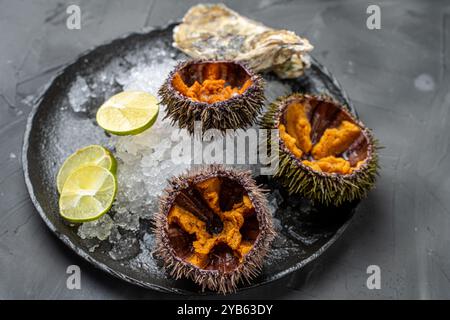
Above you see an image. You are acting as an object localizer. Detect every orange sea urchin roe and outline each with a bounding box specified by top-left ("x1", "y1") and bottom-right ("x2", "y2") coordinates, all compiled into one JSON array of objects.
[
  {"x1": 311, "y1": 121, "x2": 361, "y2": 159},
  {"x1": 279, "y1": 102, "x2": 365, "y2": 174},
  {"x1": 172, "y1": 64, "x2": 252, "y2": 103},
  {"x1": 167, "y1": 178, "x2": 256, "y2": 269},
  {"x1": 303, "y1": 156, "x2": 352, "y2": 174},
  {"x1": 279, "y1": 124, "x2": 303, "y2": 158},
  {"x1": 284, "y1": 102, "x2": 312, "y2": 153}
]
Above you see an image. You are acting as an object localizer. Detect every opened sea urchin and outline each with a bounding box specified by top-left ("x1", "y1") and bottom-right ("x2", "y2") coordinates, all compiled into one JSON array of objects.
[
  {"x1": 159, "y1": 59, "x2": 265, "y2": 134},
  {"x1": 154, "y1": 165, "x2": 275, "y2": 294},
  {"x1": 262, "y1": 93, "x2": 379, "y2": 206}
]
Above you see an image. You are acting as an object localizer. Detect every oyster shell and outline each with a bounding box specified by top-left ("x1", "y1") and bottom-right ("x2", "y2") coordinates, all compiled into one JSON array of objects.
[{"x1": 173, "y1": 4, "x2": 313, "y2": 79}]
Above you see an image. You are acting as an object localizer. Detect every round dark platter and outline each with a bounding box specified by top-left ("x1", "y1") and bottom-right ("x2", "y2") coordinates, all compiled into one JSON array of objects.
[{"x1": 23, "y1": 23, "x2": 358, "y2": 294}]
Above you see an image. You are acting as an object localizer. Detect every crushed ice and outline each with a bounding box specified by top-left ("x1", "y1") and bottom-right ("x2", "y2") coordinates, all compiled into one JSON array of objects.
[
  {"x1": 78, "y1": 214, "x2": 114, "y2": 241},
  {"x1": 68, "y1": 76, "x2": 92, "y2": 113},
  {"x1": 75, "y1": 44, "x2": 191, "y2": 261}
]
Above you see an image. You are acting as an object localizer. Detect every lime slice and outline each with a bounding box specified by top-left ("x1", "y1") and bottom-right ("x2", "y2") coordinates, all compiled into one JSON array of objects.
[
  {"x1": 56, "y1": 145, "x2": 116, "y2": 194},
  {"x1": 96, "y1": 91, "x2": 159, "y2": 135},
  {"x1": 59, "y1": 166, "x2": 117, "y2": 223}
]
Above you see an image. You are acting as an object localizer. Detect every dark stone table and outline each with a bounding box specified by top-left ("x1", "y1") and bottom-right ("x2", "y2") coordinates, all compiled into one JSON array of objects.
[{"x1": 1, "y1": 0, "x2": 449, "y2": 299}]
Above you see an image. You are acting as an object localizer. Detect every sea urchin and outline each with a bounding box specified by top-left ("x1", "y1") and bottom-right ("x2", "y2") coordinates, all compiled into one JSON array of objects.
[
  {"x1": 159, "y1": 59, "x2": 265, "y2": 134},
  {"x1": 154, "y1": 165, "x2": 275, "y2": 294},
  {"x1": 262, "y1": 93, "x2": 379, "y2": 206}
]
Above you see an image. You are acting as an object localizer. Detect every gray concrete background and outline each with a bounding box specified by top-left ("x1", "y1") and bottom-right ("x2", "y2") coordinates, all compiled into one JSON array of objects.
[{"x1": 1, "y1": 0, "x2": 450, "y2": 299}]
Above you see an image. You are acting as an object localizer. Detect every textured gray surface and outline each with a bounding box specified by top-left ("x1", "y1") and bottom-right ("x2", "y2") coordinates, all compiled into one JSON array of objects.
[{"x1": 1, "y1": 0, "x2": 449, "y2": 299}]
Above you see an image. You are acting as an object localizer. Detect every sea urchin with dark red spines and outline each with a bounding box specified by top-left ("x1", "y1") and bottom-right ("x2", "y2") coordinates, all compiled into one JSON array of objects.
[
  {"x1": 154, "y1": 165, "x2": 275, "y2": 294},
  {"x1": 159, "y1": 59, "x2": 265, "y2": 134},
  {"x1": 261, "y1": 93, "x2": 379, "y2": 206}
]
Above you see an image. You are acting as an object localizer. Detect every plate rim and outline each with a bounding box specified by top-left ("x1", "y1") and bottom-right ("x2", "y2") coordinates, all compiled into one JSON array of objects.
[{"x1": 22, "y1": 22, "x2": 357, "y2": 295}]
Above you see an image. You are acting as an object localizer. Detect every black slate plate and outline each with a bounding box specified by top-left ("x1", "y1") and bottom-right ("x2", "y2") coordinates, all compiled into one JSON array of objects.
[{"x1": 23, "y1": 23, "x2": 358, "y2": 294}]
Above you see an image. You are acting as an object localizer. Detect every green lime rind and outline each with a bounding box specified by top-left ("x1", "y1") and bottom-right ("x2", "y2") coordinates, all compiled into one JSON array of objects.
[{"x1": 105, "y1": 148, "x2": 117, "y2": 175}]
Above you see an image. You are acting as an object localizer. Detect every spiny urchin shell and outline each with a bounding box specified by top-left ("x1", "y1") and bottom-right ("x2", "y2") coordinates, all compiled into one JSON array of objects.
[
  {"x1": 261, "y1": 93, "x2": 379, "y2": 206},
  {"x1": 159, "y1": 59, "x2": 265, "y2": 134},
  {"x1": 153, "y1": 164, "x2": 275, "y2": 294}
]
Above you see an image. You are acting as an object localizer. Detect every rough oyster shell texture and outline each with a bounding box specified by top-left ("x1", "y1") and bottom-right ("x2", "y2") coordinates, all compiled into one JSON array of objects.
[{"x1": 173, "y1": 3, "x2": 314, "y2": 79}]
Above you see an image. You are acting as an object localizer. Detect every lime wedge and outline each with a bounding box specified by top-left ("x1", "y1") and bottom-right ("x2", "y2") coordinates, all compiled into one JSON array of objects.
[
  {"x1": 59, "y1": 166, "x2": 117, "y2": 223},
  {"x1": 96, "y1": 91, "x2": 159, "y2": 135},
  {"x1": 56, "y1": 145, "x2": 116, "y2": 194}
]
